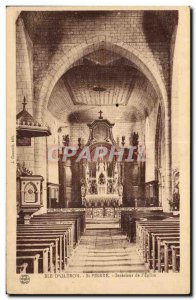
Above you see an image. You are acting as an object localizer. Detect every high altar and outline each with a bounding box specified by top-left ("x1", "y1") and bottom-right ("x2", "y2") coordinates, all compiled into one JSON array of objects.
[
  {"x1": 81, "y1": 113, "x2": 123, "y2": 208},
  {"x1": 81, "y1": 156, "x2": 123, "y2": 207}
]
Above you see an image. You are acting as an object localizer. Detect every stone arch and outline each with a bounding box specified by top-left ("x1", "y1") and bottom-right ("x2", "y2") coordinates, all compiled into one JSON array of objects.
[
  {"x1": 35, "y1": 36, "x2": 168, "y2": 122},
  {"x1": 34, "y1": 35, "x2": 171, "y2": 211}
]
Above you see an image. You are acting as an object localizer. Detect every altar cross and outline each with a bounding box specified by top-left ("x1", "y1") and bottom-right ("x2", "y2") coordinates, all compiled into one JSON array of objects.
[{"x1": 98, "y1": 110, "x2": 103, "y2": 119}]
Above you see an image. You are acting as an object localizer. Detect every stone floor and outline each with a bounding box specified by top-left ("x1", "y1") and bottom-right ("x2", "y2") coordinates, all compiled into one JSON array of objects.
[{"x1": 65, "y1": 219, "x2": 148, "y2": 273}]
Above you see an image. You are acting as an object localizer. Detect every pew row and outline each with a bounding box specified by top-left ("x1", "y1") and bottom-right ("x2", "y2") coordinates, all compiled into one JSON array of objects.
[
  {"x1": 16, "y1": 212, "x2": 85, "y2": 274},
  {"x1": 135, "y1": 220, "x2": 180, "y2": 272},
  {"x1": 120, "y1": 211, "x2": 180, "y2": 273}
]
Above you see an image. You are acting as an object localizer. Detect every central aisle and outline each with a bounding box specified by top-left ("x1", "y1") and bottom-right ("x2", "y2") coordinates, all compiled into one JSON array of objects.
[{"x1": 66, "y1": 219, "x2": 148, "y2": 273}]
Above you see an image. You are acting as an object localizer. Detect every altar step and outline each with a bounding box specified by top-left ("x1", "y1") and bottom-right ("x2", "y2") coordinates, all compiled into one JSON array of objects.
[
  {"x1": 65, "y1": 228, "x2": 148, "y2": 273},
  {"x1": 86, "y1": 218, "x2": 120, "y2": 229}
]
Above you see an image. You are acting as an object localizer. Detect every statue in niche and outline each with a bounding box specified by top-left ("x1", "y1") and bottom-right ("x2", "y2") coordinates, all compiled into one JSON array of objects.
[
  {"x1": 91, "y1": 181, "x2": 97, "y2": 194},
  {"x1": 173, "y1": 181, "x2": 180, "y2": 211},
  {"x1": 107, "y1": 180, "x2": 113, "y2": 193},
  {"x1": 113, "y1": 177, "x2": 118, "y2": 193},
  {"x1": 131, "y1": 132, "x2": 139, "y2": 146},
  {"x1": 171, "y1": 169, "x2": 180, "y2": 211},
  {"x1": 118, "y1": 182, "x2": 123, "y2": 196},
  {"x1": 81, "y1": 182, "x2": 86, "y2": 197},
  {"x1": 98, "y1": 173, "x2": 105, "y2": 185},
  {"x1": 62, "y1": 134, "x2": 70, "y2": 146},
  {"x1": 80, "y1": 179, "x2": 86, "y2": 205}
]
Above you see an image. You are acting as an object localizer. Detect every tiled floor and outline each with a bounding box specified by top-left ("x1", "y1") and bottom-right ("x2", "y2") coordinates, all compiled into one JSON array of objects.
[{"x1": 65, "y1": 219, "x2": 148, "y2": 273}]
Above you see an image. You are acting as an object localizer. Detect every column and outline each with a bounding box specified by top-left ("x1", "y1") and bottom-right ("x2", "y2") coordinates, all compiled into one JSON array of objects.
[{"x1": 65, "y1": 158, "x2": 72, "y2": 208}]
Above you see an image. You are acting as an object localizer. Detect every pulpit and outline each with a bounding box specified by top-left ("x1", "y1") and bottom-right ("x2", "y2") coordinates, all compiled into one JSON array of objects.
[
  {"x1": 16, "y1": 97, "x2": 51, "y2": 222},
  {"x1": 18, "y1": 174, "x2": 44, "y2": 224}
]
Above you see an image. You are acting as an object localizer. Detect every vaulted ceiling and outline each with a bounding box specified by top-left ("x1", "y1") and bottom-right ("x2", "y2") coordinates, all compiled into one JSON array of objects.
[
  {"x1": 47, "y1": 49, "x2": 158, "y2": 123},
  {"x1": 20, "y1": 10, "x2": 178, "y2": 45},
  {"x1": 63, "y1": 64, "x2": 137, "y2": 106},
  {"x1": 19, "y1": 10, "x2": 178, "y2": 124}
]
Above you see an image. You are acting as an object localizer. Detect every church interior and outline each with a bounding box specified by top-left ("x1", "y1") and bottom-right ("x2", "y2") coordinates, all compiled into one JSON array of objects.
[{"x1": 16, "y1": 10, "x2": 180, "y2": 274}]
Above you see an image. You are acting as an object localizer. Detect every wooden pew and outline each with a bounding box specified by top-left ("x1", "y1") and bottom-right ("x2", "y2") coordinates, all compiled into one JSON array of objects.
[
  {"x1": 163, "y1": 240, "x2": 180, "y2": 272},
  {"x1": 152, "y1": 233, "x2": 180, "y2": 271},
  {"x1": 18, "y1": 224, "x2": 72, "y2": 260},
  {"x1": 156, "y1": 236, "x2": 180, "y2": 272},
  {"x1": 27, "y1": 220, "x2": 75, "y2": 245},
  {"x1": 30, "y1": 217, "x2": 76, "y2": 246},
  {"x1": 46, "y1": 211, "x2": 86, "y2": 235},
  {"x1": 16, "y1": 254, "x2": 40, "y2": 274},
  {"x1": 171, "y1": 245, "x2": 180, "y2": 272},
  {"x1": 136, "y1": 223, "x2": 179, "y2": 262},
  {"x1": 17, "y1": 248, "x2": 49, "y2": 273},
  {"x1": 17, "y1": 232, "x2": 64, "y2": 272},
  {"x1": 16, "y1": 262, "x2": 28, "y2": 274},
  {"x1": 17, "y1": 242, "x2": 55, "y2": 273},
  {"x1": 16, "y1": 211, "x2": 86, "y2": 274},
  {"x1": 135, "y1": 219, "x2": 180, "y2": 273},
  {"x1": 17, "y1": 221, "x2": 79, "y2": 269},
  {"x1": 142, "y1": 226, "x2": 179, "y2": 262},
  {"x1": 32, "y1": 211, "x2": 86, "y2": 238},
  {"x1": 17, "y1": 237, "x2": 59, "y2": 273},
  {"x1": 17, "y1": 224, "x2": 73, "y2": 257},
  {"x1": 121, "y1": 210, "x2": 177, "y2": 242},
  {"x1": 31, "y1": 215, "x2": 81, "y2": 245}
]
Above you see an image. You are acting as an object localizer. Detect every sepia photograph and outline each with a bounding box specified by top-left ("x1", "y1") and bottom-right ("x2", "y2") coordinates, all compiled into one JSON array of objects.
[{"x1": 6, "y1": 6, "x2": 190, "y2": 295}]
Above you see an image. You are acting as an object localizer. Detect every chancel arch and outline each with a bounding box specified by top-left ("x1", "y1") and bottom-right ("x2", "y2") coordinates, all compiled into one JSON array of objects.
[
  {"x1": 41, "y1": 38, "x2": 171, "y2": 211},
  {"x1": 31, "y1": 32, "x2": 172, "y2": 211},
  {"x1": 36, "y1": 37, "x2": 168, "y2": 118}
]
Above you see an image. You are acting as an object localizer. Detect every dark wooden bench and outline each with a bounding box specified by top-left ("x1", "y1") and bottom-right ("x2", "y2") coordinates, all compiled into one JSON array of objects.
[
  {"x1": 121, "y1": 210, "x2": 178, "y2": 242},
  {"x1": 18, "y1": 223, "x2": 73, "y2": 259},
  {"x1": 17, "y1": 242, "x2": 55, "y2": 273},
  {"x1": 16, "y1": 262, "x2": 28, "y2": 274},
  {"x1": 171, "y1": 245, "x2": 180, "y2": 272},
  {"x1": 16, "y1": 254, "x2": 40, "y2": 273},
  {"x1": 17, "y1": 237, "x2": 59, "y2": 273},
  {"x1": 137, "y1": 223, "x2": 179, "y2": 261},
  {"x1": 16, "y1": 212, "x2": 86, "y2": 273},
  {"x1": 17, "y1": 232, "x2": 64, "y2": 272},
  {"x1": 162, "y1": 240, "x2": 180, "y2": 272},
  {"x1": 151, "y1": 233, "x2": 180, "y2": 271},
  {"x1": 17, "y1": 228, "x2": 70, "y2": 271},
  {"x1": 17, "y1": 248, "x2": 49, "y2": 273},
  {"x1": 135, "y1": 219, "x2": 180, "y2": 273},
  {"x1": 32, "y1": 212, "x2": 86, "y2": 243}
]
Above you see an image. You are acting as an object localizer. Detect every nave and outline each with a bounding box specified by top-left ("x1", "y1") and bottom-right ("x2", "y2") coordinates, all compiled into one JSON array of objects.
[{"x1": 16, "y1": 211, "x2": 180, "y2": 274}]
